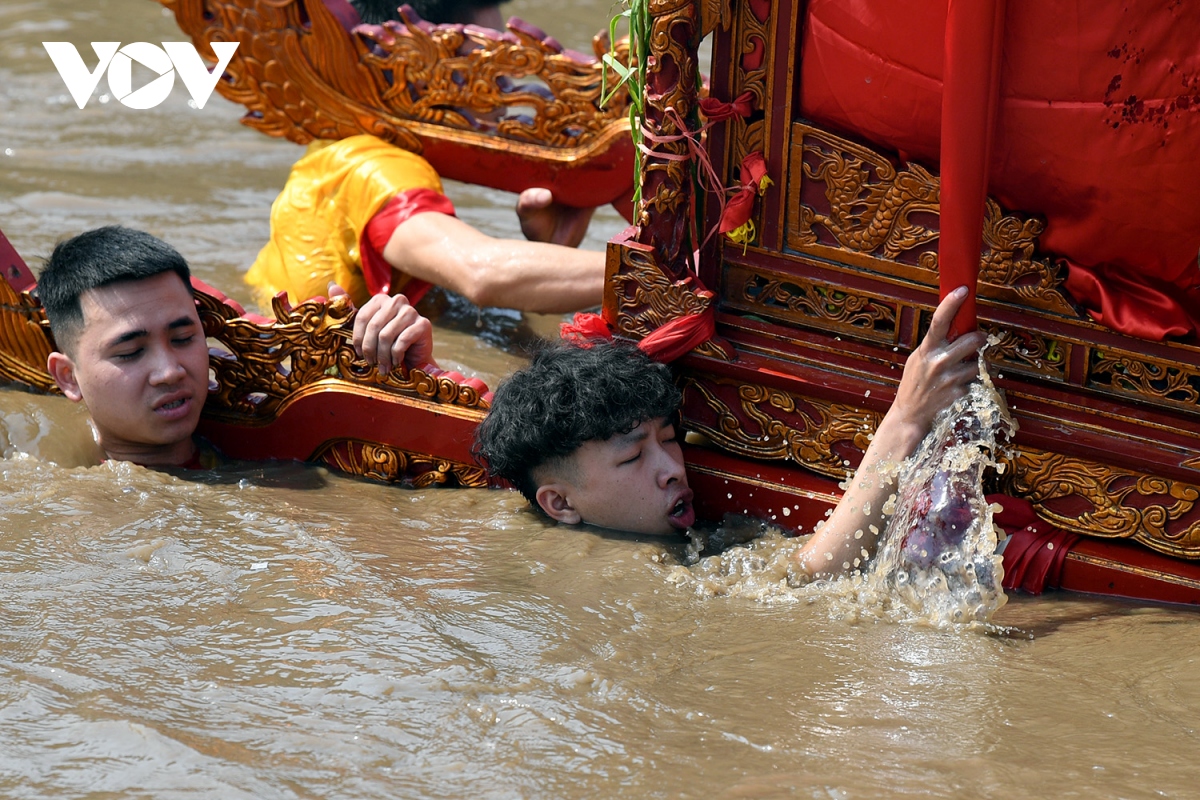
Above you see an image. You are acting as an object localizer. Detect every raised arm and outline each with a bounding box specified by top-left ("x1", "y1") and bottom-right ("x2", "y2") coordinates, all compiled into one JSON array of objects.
[
  {"x1": 795, "y1": 287, "x2": 988, "y2": 579},
  {"x1": 382, "y1": 211, "x2": 605, "y2": 313}
]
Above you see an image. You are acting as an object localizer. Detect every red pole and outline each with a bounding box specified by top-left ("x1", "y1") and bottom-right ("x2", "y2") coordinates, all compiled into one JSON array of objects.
[{"x1": 938, "y1": 0, "x2": 1006, "y2": 338}]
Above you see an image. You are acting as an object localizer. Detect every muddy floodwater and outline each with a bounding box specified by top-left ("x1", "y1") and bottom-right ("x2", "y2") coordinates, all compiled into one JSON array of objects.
[{"x1": 3, "y1": 1, "x2": 1200, "y2": 797}]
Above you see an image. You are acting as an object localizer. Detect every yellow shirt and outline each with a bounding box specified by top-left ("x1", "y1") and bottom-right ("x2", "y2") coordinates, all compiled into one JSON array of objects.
[{"x1": 246, "y1": 135, "x2": 444, "y2": 307}]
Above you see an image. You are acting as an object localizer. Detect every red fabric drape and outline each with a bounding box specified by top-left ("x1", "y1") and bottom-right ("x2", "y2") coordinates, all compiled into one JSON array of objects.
[
  {"x1": 989, "y1": 494, "x2": 1080, "y2": 595},
  {"x1": 798, "y1": 0, "x2": 1200, "y2": 341},
  {"x1": 361, "y1": 187, "x2": 456, "y2": 305}
]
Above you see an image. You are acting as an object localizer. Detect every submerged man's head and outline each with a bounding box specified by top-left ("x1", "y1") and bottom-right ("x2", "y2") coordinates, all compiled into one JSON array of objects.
[
  {"x1": 475, "y1": 340, "x2": 695, "y2": 535},
  {"x1": 40, "y1": 226, "x2": 208, "y2": 466},
  {"x1": 350, "y1": 0, "x2": 505, "y2": 27}
]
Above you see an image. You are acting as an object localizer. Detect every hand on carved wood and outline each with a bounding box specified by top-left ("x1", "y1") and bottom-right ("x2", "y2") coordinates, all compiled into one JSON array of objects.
[
  {"x1": 891, "y1": 287, "x2": 988, "y2": 439},
  {"x1": 330, "y1": 284, "x2": 437, "y2": 375},
  {"x1": 516, "y1": 188, "x2": 596, "y2": 248}
]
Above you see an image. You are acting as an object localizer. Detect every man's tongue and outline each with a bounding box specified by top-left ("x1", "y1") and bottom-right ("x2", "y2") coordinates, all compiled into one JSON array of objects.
[{"x1": 668, "y1": 499, "x2": 696, "y2": 530}]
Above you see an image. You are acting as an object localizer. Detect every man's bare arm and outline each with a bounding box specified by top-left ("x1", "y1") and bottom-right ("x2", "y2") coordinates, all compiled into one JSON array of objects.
[
  {"x1": 382, "y1": 212, "x2": 604, "y2": 313},
  {"x1": 795, "y1": 287, "x2": 987, "y2": 579}
]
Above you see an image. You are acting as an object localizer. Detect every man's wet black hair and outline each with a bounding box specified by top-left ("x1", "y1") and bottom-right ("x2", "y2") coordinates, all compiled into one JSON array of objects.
[
  {"x1": 38, "y1": 226, "x2": 191, "y2": 353},
  {"x1": 475, "y1": 339, "x2": 683, "y2": 506},
  {"x1": 350, "y1": 0, "x2": 501, "y2": 25}
]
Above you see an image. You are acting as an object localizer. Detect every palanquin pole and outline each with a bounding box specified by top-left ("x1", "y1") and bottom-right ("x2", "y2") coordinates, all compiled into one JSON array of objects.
[{"x1": 938, "y1": 0, "x2": 1006, "y2": 334}]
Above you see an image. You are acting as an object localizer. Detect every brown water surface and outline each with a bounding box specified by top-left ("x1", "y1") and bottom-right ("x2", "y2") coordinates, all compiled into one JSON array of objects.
[{"x1": 3, "y1": 2, "x2": 1200, "y2": 797}]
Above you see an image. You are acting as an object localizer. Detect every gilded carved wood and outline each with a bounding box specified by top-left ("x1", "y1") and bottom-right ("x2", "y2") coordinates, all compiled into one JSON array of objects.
[
  {"x1": 0, "y1": 279, "x2": 56, "y2": 394},
  {"x1": 158, "y1": 0, "x2": 630, "y2": 155},
  {"x1": 722, "y1": 263, "x2": 899, "y2": 345},
  {"x1": 786, "y1": 123, "x2": 1077, "y2": 317},
  {"x1": 314, "y1": 439, "x2": 488, "y2": 487},
  {"x1": 681, "y1": 372, "x2": 1200, "y2": 560},
  {"x1": 606, "y1": 235, "x2": 731, "y2": 360},
  {"x1": 726, "y1": 0, "x2": 772, "y2": 169},
  {"x1": 197, "y1": 291, "x2": 490, "y2": 422},
  {"x1": 635, "y1": 0, "x2": 703, "y2": 275}
]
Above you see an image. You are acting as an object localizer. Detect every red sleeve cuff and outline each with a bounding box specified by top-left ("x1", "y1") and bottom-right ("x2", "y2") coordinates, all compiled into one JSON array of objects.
[{"x1": 360, "y1": 188, "x2": 456, "y2": 300}]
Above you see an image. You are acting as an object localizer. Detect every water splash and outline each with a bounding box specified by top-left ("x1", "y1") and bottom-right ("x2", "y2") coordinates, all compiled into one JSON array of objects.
[
  {"x1": 663, "y1": 348, "x2": 1017, "y2": 629},
  {"x1": 862, "y1": 347, "x2": 1016, "y2": 626}
]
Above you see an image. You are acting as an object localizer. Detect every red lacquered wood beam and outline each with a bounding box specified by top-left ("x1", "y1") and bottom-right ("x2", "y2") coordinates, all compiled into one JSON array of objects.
[
  {"x1": 937, "y1": 0, "x2": 1006, "y2": 336},
  {"x1": 1059, "y1": 538, "x2": 1200, "y2": 606}
]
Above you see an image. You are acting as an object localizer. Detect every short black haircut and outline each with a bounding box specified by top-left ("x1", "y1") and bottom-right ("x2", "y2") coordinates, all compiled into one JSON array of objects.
[
  {"x1": 350, "y1": 0, "x2": 501, "y2": 25},
  {"x1": 475, "y1": 339, "x2": 682, "y2": 506},
  {"x1": 38, "y1": 226, "x2": 192, "y2": 353}
]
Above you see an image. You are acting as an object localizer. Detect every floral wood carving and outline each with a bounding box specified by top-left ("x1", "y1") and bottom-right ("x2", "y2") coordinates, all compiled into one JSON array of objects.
[
  {"x1": 977, "y1": 323, "x2": 1068, "y2": 381},
  {"x1": 314, "y1": 438, "x2": 488, "y2": 487},
  {"x1": 701, "y1": 0, "x2": 733, "y2": 36},
  {"x1": 727, "y1": 0, "x2": 772, "y2": 167},
  {"x1": 788, "y1": 124, "x2": 1077, "y2": 317},
  {"x1": 729, "y1": 266, "x2": 898, "y2": 344},
  {"x1": 682, "y1": 375, "x2": 880, "y2": 477},
  {"x1": 1088, "y1": 351, "x2": 1200, "y2": 411},
  {"x1": 609, "y1": 241, "x2": 731, "y2": 360},
  {"x1": 197, "y1": 291, "x2": 490, "y2": 422},
  {"x1": 355, "y1": 10, "x2": 631, "y2": 149},
  {"x1": 0, "y1": 278, "x2": 56, "y2": 394},
  {"x1": 681, "y1": 372, "x2": 1200, "y2": 559},
  {"x1": 158, "y1": 0, "x2": 630, "y2": 154},
  {"x1": 636, "y1": 0, "x2": 703, "y2": 275},
  {"x1": 1004, "y1": 449, "x2": 1200, "y2": 559}
]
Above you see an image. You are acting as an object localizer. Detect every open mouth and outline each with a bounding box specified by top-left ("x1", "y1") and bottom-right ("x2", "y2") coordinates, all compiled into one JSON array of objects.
[
  {"x1": 667, "y1": 490, "x2": 696, "y2": 531},
  {"x1": 154, "y1": 394, "x2": 193, "y2": 418}
]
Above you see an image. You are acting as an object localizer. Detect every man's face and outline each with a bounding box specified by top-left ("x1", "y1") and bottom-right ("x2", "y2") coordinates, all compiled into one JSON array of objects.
[
  {"x1": 536, "y1": 417, "x2": 695, "y2": 536},
  {"x1": 48, "y1": 272, "x2": 208, "y2": 466}
]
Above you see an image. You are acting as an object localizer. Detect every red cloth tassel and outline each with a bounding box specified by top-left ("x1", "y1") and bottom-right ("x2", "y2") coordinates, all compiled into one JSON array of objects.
[
  {"x1": 639, "y1": 309, "x2": 717, "y2": 363},
  {"x1": 699, "y1": 91, "x2": 754, "y2": 122},
  {"x1": 362, "y1": 187, "x2": 456, "y2": 304},
  {"x1": 560, "y1": 309, "x2": 716, "y2": 364},
  {"x1": 989, "y1": 494, "x2": 1080, "y2": 595},
  {"x1": 718, "y1": 151, "x2": 770, "y2": 235},
  {"x1": 560, "y1": 312, "x2": 614, "y2": 346}
]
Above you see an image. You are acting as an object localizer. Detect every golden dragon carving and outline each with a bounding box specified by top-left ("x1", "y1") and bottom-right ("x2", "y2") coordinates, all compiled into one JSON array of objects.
[{"x1": 156, "y1": 0, "x2": 630, "y2": 156}]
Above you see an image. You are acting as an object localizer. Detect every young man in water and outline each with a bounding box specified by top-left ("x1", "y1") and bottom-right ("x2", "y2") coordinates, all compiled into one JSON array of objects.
[
  {"x1": 475, "y1": 289, "x2": 986, "y2": 579},
  {"x1": 40, "y1": 226, "x2": 432, "y2": 468}
]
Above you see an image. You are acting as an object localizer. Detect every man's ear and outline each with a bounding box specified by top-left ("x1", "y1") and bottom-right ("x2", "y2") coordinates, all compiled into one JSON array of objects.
[
  {"x1": 47, "y1": 352, "x2": 83, "y2": 403},
  {"x1": 535, "y1": 484, "x2": 582, "y2": 525}
]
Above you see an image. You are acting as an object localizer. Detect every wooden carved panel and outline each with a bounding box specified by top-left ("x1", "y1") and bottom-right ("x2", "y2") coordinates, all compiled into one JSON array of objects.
[
  {"x1": 915, "y1": 312, "x2": 1070, "y2": 383},
  {"x1": 314, "y1": 439, "x2": 488, "y2": 488},
  {"x1": 636, "y1": 0, "x2": 703, "y2": 275},
  {"x1": 0, "y1": 279, "x2": 56, "y2": 393},
  {"x1": 727, "y1": 0, "x2": 773, "y2": 168},
  {"x1": 681, "y1": 371, "x2": 1200, "y2": 559},
  {"x1": 1002, "y1": 449, "x2": 1200, "y2": 558},
  {"x1": 785, "y1": 123, "x2": 1078, "y2": 317},
  {"x1": 606, "y1": 235, "x2": 730, "y2": 360},
  {"x1": 198, "y1": 292, "x2": 490, "y2": 424},
  {"x1": 722, "y1": 263, "x2": 899, "y2": 346},
  {"x1": 1088, "y1": 351, "x2": 1200, "y2": 412},
  {"x1": 159, "y1": 0, "x2": 630, "y2": 155},
  {"x1": 681, "y1": 375, "x2": 880, "y2": 478}
]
